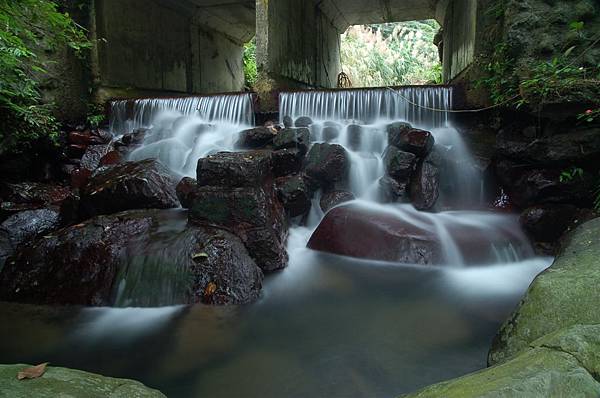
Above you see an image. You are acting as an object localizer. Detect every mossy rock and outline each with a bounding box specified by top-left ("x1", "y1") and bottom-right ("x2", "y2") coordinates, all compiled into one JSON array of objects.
[
  {"x1": 0, "y1": 364, "x2": 165, "y2": 397},
  {"x1": 402, "y1": 324, "x2": 600, "y2": 398},
  {"x1": 488, "y1": 217, "x2": 600, "y2": 365}
]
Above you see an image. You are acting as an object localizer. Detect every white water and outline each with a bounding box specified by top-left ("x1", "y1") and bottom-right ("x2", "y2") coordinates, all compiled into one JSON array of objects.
[{"x1": 110, "y1": 94, "x2": 255, "y2": 177}]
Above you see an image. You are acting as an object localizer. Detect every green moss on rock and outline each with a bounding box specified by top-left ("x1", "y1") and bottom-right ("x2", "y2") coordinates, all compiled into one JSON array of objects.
[{"x1": 0, "y1": 364, "x2": 165, "y2": 397}]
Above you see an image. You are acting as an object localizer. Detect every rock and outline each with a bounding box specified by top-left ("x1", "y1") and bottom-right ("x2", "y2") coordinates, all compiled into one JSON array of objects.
[
  {"x1": 0, "y1": 182, "x2": 72, "y2": 221},
  {"x1": 186, "y1": 186, "x2": 288, "y2": 272},
  {"x1": 410, "y1": 150, "x2": 441, "y2": 210},
  {"x1": 319, "y1": 190, "x2": 355, "y2": 212},
  {"x1": 99, "y1": 150, "x2": 123, "y2": 166},
  {"x1": 294, "y1": 116, "x2": 313, "y2": 128},
  {"x1": 235, "y1": 127, "x2": 275, "y2": 149},
  {"x1": 0, "y1": 210, "x2": 155, "y2": 305},
  {"x1": 272, "y1": 148, "x2": 304, "y2": 177},
  {"x1": 496, "y1": 126, "x2": 600, "y2": 166},
  {"x1": 80, "y1": 144, "x2": 112, "y2": 171},
  {"x1": 403, "y1": 325, "x2": 600, "y2": 398},
  {"x1": 176, "y1": 177, "x2": 197, "y2": 208},
  {"x1": 282, "y1": 115, "x2": 293, "y2": 128},
  {"x1": 121, "y1": 128, "x2": 147, "y2": 146},
  {"x1": 346, "y1": 124, "x2": 363, "y2": 151},
  {"x1": 488, "y1": 217, "x2": 600, "y2": 365},
  {"x1": 68, "y1": 131, "x2": 92, "y2": 146},
  {"x1": 378, "y1": 176, "x2": 409, "y2": 203},
  {"x1": 383, "y1": 146, "x2": 416, "y2": 181},
  {"x1": 92, "y1": 128, "x2": 113, "y2": 144},
  {"x1": 0, "y1": 210, "x2": 263, "y2": 306},
  {"x1": 322, "y1": 125, "x2": 340, "y2": 141},
  {"x1": 388, "y1": 123, "x2": 435, "y2": 156},
  {"x1": 495, "y1": 160, "x2": 595, "y2": 208},
  {"x1": 307, "y1": 204, "x2": 442, "y2": 265},
  {"x1": 275, "y1": 175, "x2": 312, "y2": 218},
  {"x1": 273, "y1": 128, "x2": 310, "y2": 155},
  {"x1": 0, "y1": 209, "x2": 61, "y2": 268},
  {"x1": 304, "y1": 143, "x2": 350, "y2": 189},
  {"x1": 197, "y1": 151, "x2": 272, "y2": 188},
  {"x1": 65, "y1": 144, "x2": 87, "y2": 158},
  {"x1": 80, "y1": 159, "x2": 179, "y2": 217},
  {"x1": 0, "y1": 364, "x2": 166, "y2": 397},
  {"x1": 519, "y1": 204, "x2": 582, "y2": 243},
  {"x1": 70, "y1": 168, "x2": 92, "y2": 189}
]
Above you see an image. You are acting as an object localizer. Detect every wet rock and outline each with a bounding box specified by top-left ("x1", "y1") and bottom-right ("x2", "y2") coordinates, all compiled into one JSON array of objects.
[
  {"x1": 0, "y1": 210, "x2": 264, "y2": 306},
  {"x1": 99, "y1": 150, "x2": 123, "y2": 166},
  {"x1": 65, "y1": 144, "x2": 87, "y2": 158},
  {"x1": 347, "y1": 124, "x2": 363, "y2": 151},
  {"x1": 410, "y1": 150, "x2": 441, "y2": 210},
  {"x1": 294, "y1": 116, "x2": 313, "y2": 128},
  {"x1": 121, "y1": 128, "x2": 147, "y2": 146},
  {"x1": 388, "y1": 122, "x2": 434, "y2": 157},
  {"x1": 68, "y1": 131, "x2": 93, "y2": 146},
  {"x1": 495, "y1": 160, "x2": 596, "y2": 208},
  {"x1": 272, "y1": 148, "x2": 304, "y2": 177},
  {"x1": 80, "y1": 144, "x2": 112, "y2": 171},
  {"x1": 197, "y1": 151, "x2": 272, "y2": 188},
  {"x1": 186, "y1": 185, "x2": 288, "y2": 272},
  {"x1": 0, "y1": 209, "x2": 61, "y2": 268},
  {"x1": 275, "y1": 175, "x2": 312, "y2": 217},
  {"x1": 383, "y1": 146, "x2": 417, "y2": 181},
  {"x1": 93, "y1": 128, "x2": 113, "y2": 144},
  {"x1": 80, "y1": 159, "x2": 179, "y2": 217},
  {"x1": 70, "y1": 168, "x2": 92, "y2": 189},
  {"x1": 519, "y1": 204, "x2": 580, "y2": 243},
  {"x1": 235, "y1": 127, "x2": 276, "y2": 149},
  {"x1": 378, "y1": 176, "x2": 409, "y2": 203},
  {"x1": 497, "y1": 126, "x2": 600, "y2": 166},
  {"x1": 322, "y1": 125, "x2": 340, "y2": 141},
  {"x1": 307, "y1": 204, "x2": 442, "y2": 264},
  {"x1": 319, "y1": 190, "x2": 355, "y2": 212},
  {"x1": 176, "y1": 177, "x2": 197, "y2": 208},
  {"x1": 0, "y1": 211, "x2": 156, "y2": 305},
  {"x1": 0, "y1": 182, "x2": 72, "y2": 221},
  {"x1": 304, "y1": 143, "x2": 350, "y2": 189},
  {"x1": 283, "y1": 115, "x2": 293, "y2": 128},
  {"x1": 273, "y1": 128, "x2": 310, "y2": 155}
]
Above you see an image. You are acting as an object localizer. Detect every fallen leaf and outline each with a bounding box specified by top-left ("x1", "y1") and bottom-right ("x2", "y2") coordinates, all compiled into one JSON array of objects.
[
  {"x1": 192, "y1": 252, "x2": 209, "y2": 261},
  {"x1": 204, "y1": 282, "x2": 217, "y2": 297},
  {"x1": 17, "y1": 363, "x2": 49, "y2": 380}
]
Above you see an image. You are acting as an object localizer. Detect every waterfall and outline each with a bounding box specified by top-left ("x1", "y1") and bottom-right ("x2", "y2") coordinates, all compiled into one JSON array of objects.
[{"x1": 109, "y1": 93, "x2": 255, "y2": 177}]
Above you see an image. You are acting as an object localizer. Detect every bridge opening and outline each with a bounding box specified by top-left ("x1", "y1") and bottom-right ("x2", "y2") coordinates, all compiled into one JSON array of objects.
[{"x1": 340, "y1": 20, "x2": 442, "y2": 88}]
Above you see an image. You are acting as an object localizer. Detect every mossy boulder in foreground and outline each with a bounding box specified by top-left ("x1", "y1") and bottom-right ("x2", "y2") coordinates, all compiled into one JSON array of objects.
[
  {"x1": 402, "y1": 324, "x2": 600, "y2": 398},
  {"x1": 0, "y1": 364, "x2": 165, "y2": 397}
]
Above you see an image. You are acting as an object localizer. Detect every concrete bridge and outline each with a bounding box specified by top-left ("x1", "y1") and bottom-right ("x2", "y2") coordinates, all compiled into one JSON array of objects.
[{"x1": 87, "y1": 0, "x2": 478, "y2": 108}]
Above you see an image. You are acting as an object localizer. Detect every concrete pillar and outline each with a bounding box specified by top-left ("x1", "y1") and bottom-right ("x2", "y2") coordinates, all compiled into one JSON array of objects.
[{"x1": 255, "y1": 0, "x2": 341, "y2": 111}]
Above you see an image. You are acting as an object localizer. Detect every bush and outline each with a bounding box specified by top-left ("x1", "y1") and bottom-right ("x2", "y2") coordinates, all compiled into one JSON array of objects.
[{"x1": 0, "y1": 0, "x2": 90, "y2": 154}]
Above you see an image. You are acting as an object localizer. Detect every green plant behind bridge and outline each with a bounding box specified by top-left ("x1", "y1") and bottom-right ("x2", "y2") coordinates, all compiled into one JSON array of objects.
[{"x1": 0, "y1": 0, "x2": 90, "y2": 154}]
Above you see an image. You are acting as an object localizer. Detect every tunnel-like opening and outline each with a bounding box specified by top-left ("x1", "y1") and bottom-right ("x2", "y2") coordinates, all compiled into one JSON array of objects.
[{"x1": 340, "y1": 20, "x2": 442, "y2": 87}]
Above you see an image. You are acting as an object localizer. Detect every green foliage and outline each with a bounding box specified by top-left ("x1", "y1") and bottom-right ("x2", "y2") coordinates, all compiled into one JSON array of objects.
[
  {"x1": 577, "y1": 108, "x2": 600, "y2": 124},
  {"x1": 0, "y1": 0, "x2": 90, "y2": 153},
  {"x1": 243, "y1": 38, "x2": 257, "y2": 89},
  {"x1": 340, "y1": 20, "x2": 442, "y2": 87},
  {"x1": 86, "y1": 103, "x2": 106, "y2": 128},
  {"x1": 559, "y1": 166, "x2": 584, "y2": 183}
]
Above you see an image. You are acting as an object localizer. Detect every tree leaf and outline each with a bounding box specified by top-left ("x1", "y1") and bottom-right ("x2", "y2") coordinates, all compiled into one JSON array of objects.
[{"x1": 17, "y1": 363, "x2": 49, "y2": 380}]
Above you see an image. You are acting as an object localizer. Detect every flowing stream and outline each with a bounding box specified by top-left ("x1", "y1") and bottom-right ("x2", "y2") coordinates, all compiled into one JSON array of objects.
[{"x1": 0, "y1": 88, "x2": 552, "y2": 398}]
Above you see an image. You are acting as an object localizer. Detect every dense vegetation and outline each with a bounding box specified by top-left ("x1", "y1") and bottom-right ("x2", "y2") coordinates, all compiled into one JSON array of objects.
[
  {"x1": 340, "y1": 21, "x2": 442, "y2": 87},
  {"x1": 0, "y1": 0, "x2": 89, "y2": 154},
  {"x1": 243, "y1": 38, "x2": 258, "y2": 89}
]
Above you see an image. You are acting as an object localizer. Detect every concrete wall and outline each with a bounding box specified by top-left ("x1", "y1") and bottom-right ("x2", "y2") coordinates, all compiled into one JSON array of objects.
[
  {"x1": 256, "y1": 0, "x2": 340, "y2": 89},
  {"x1": 92, "y1": 0, "x2": 246, "y2": 101},
  {"x1": 442, "y1": 0, "x2": 477, "y2": 81}
]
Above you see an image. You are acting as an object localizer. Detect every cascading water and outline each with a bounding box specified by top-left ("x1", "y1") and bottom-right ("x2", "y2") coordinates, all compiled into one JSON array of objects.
[
  {"x1": 280, "y1": 87, "x2": 531, "y2": 267},
  {"x1": 109, "y1": 93, "x2": 255, "y2": 177}
]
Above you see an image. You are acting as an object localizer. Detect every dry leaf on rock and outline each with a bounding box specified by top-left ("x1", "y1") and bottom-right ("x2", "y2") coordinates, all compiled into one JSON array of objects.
[{"x1": 17, "y1": 363, "x2": 49, "y2": 380}]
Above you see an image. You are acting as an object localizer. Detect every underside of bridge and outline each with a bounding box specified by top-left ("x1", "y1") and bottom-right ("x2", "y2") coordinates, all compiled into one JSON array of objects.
[{"x1": 89, "y1": 0, "x2": 478, "y2": 107}]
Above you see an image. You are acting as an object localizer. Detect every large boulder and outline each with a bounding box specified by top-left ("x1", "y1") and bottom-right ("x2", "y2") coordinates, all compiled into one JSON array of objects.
[
  {"x1": 273, "y1": 128, "x2": 310, "y2": 155},
  {"x1": 275, "y1": 175, "x2": 312, "y2": 218},
  {"x1": 0, "y1": 209, "x2": 61, "y2": 269},
  {"x1": 387, "y1": 122, "x2": 434, "y2": 156},
  {"x1": 304, "y1": 143, "x2": 350, "y2": 189},
  {"x1": 196, "y1": 151, "x2": 272, "y2": 188},
  {"x1": 235, "y1": 127, "x2": 276, "y2": 149},
  {"x1": 489, "y1": 217, "x2": 600, "y2": 365},
  {"x1": 378, "y1": 176, "x2": 409, "y2": 203},
  {"x1": 272, "y1": 148, "x2": 304, "y2": 177},
  {"x1": 403, "y1": 325, "x2": 600, "y2": 398},
  {"x1": 0, "y1": 364, "x2": 166, "y2": 398},
  {"x1": 0, "y1": 182, "x2": 72, "y2": 221},
  {"x1": 410, "y1": 150, "x2": 441, "y2": 210},
  {"x1": 294, "y1": 116, "x2": 313, "y2": 128},
  {"x1": 80, "y1": 159, "x2": 179, "y2": 217},
  {"x1": 519, "y1": 204, "x2": 591, "y2": 243},
  {"x1": 0, "y1": 210, "x2": 263, "y2": 306},
  {"x1": 307, "y1": 203, "x2": 531, "y2": 265}
]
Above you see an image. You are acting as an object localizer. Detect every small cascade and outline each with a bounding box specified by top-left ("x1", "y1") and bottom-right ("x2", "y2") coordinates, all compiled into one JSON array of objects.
[
  {"x1": 280, "y1": 86, "x2": 534, "y2": 266},
  {"x1": 109, "y1": 93, "x2": 255, "y2": 177},
  {"x1": 280, "y1": 86, "x2": 453, "y2": 128}
]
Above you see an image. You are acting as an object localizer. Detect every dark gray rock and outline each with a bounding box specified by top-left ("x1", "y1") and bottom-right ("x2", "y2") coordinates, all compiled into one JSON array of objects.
[
  {"x1": 196, "y1": 151, "x2": 272, "y2": 188},
  {"x1": 319, "y1": 190, "x2": 355, "y2": 212},
  {"x1": 384, "y1": 146, "x2": 417, "y2": 181},
  {"x1": 304, "y1": 143, "x2": 350, "y2": 189},
  {"x1": 273, "y1": 128, "x2": 310, "y2": 155},
  {"x1": 235, "y1": 127, "x2": 276, "y2": 149},
  {"x1": 275, "y1": 175, "x2": 312, "y2": 218}
]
